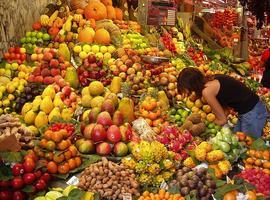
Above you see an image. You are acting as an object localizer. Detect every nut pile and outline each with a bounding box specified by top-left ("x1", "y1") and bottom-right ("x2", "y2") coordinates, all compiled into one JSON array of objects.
[
  {"x1": 169, "y1": 167, "x2": 216, "y2": 200},
  {"x1": 78, "y1": 157, "x2": 140, "y2": 199},
  {"x1": 0, "y1": 114, "x2": 33, "y2": 144}
]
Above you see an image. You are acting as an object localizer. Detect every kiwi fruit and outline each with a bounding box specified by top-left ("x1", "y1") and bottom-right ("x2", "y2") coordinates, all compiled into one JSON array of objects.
[
  {"x1": 186, "y1": 113, "x2": 201, "y2": 124},
  {"x1": 181, "y1": 120, "x2": 193, "y2": 130}
]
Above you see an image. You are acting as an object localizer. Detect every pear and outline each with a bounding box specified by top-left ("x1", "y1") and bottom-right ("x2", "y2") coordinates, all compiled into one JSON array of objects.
[
  {"x1": 118, "y1": 97, "x2": 135, "y2": 123},
  {"x1": 21, "y1": 102, "x2": 33, "y2": 117},
  {"x1": 61, "y1": 108, "x2": 73, "y2": 121},
  {"x1": 24, "y1": 109, "x2": 37, "y2": 125},
  {"x1": 48, "y1": 107, "x2": 61, "y2": 123},
  {"x1": 35, "y1": 111, "x2": 48, "y2": 128},
  {"x1": 81, "y1": 94, "x2": 92, "y2": 108},
  {"x1": 53, "y1": 94, "x2": 65, "y2": 109},
  {"x1": 40, "y1": 96, "x2": 54, "y2": 114},
  {"x1": 42, "y1": 85, "x2": 56, "y2": 100},
  {"x1": 32, "y1": 96, "x2": 42, "y2": 111}
]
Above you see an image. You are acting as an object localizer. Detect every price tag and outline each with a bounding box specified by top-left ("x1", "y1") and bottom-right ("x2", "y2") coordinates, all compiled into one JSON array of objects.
[
  {"x1": 160, "y1": 181, "x2": 169, "y2": 190},
  {"x1": 122, "y1": 193, "x2": 132, "y2": 200},
  {"x1": 266, "y1": 141, "x2": 270, "y2": 147},
  {"x1": 212, "y1": 194, "x2": 217, "y2": 200},
  {"x1": 194, "y1": 163, "x2": 208, "y2": 170},
  {"x1": 237, "y1": 164, "x2": 245, "y2": 170},
  {"x1": 226, "y1": 176, "x2": 234, "y2": 184},
  {"x1": 203, "y1": 55, "x2": 208, "y2": 61},
  {"x1": 67, "y1": 176, "x2": 79, "y2": 185}
]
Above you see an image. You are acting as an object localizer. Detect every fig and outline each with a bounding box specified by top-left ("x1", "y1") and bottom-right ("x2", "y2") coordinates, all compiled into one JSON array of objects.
[
  {"x1": 188, "y1": 180, "x2": 197, "y2": 189},
  {"x1": 180, "y1": 187, "x2": 190, "y2": 196},
  {"x1": 189, "y1": 189, "x2": 198, "y2": 197},
  {"x1": 199, "y1": 187, "x2": 208, "y2": 197},
  {"x1": 182, "y1": 167, "x2": 191, "y2": 173}
]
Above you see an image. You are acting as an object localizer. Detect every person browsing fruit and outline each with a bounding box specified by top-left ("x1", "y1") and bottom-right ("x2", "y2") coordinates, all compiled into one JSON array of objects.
[
  {"x1": 261, "y1": 48, "x2": 270, "y2": 88},
  {"x1": 177, "y1": 67, "x2": 269, "y2": 138}
]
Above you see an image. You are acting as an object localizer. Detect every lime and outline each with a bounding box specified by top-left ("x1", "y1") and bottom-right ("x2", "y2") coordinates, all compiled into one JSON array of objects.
[
  {"x1": 177, "y1": 109, "x2": 183, "y2": 115},
  {"x1": 215, "y1": 125, "x2": 221, "y2": 131},
  {"x1": 208, "y1": 123, "x2": 215, "y2": 129},
  {"x1": 210, "y1": 129, "x2": 217, "y2": 134},
  {"x1": 170, "y1": 108, "x2": 176, "y2": 115},
  {"x1": 181, "y1": 110, "x2": 189, "y2": 118},
  {"x1": 174, "y1": 114, "x2": 181, "y2": 121},
  {"x1": 20, "y1": 37, "x2": 26, "y2": 43}
]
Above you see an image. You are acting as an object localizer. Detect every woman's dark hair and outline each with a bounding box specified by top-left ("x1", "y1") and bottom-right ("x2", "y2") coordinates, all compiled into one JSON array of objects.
[{"x1": 177, "y1": 67, "x2": 207, "y2": 97}]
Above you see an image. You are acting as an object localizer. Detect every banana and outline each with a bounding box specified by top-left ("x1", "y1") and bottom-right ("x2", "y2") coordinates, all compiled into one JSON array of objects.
[
  {"x1": 40, "y1": 15, "x2": 50, "y2": 26},
  {"x1": 63, "y1": 16, "x2": 73, "y2": 32},
  {"x1": 48, "y1": 10, "x2": 59, "y2": 27}
]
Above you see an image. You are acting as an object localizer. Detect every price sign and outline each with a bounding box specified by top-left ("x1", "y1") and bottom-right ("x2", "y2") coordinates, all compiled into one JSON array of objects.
[
  {"x1": 160, "y1": 181, "x2": 169, "y2": 190},
  {"x1": 67, "y1": 176, "x2": 79, "y2": 185},
  {"x1": 122, "y1": 193, "x2": 132, "y2": 200}
]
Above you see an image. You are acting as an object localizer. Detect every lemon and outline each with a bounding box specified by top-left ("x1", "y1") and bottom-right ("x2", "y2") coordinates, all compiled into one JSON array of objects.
[
  {"x1": 18, "y1": 72, "x2": 26, "y2": 79},
  {"x1": 0, "y1": 68, "x2": 5, "y2": 75},
  {"x1": 100, "y1": 46, "x2": 108, "y2": 53},
  {"x1": 73, "y1": 45, "x2": 82, "y2": 53},
  {"x1": 79, "y1": 51, "x2": 88, "y2": 59},
  {"x1": 0, "y1": 91, "x2": 3, "y2": 100},
  {"x1": 5, "y1": 63, "x2": 11, "y2": 69},
  {"x1": 27, "y1": 125, "x2": 39, "y2": 136},
  {"x1": 91, "y1": 45, "x2": 99, "y2": 54},
  {"x1": 11, "y1": 63, "x2": 19, "y2": 70},
  {"x1": 3, "y1": 99, "x2": 10, "y2": 107},
  {"x1": 107, "y1": 46, "x2": 116, "y2": 53},
  {"x1": 82, "y1": 44, "x2": 91, "y2": 53},
  {"x1": 18, "y1": 85, "x2": 24, "y2": 92},
  {"x1": 0, "y1": 108, "x2": 3, "y2": 114},
  {"x1": 8, "y1": 94, "x2": 15, "y2": 101}
]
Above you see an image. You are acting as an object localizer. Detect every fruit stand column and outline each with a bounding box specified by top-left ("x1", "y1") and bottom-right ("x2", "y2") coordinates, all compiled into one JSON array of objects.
[{"x1": 0, "y1": 0, "x2": 52, "y2": 56}]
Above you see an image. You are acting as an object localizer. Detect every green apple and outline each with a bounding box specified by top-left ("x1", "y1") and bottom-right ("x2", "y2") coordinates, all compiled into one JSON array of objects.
[
  {"x1": 37, "y1": 32, "x2": 43, "y2": 39},
  {"x1": 26, "y1": 31, "x2": 32, "y2": 37}
]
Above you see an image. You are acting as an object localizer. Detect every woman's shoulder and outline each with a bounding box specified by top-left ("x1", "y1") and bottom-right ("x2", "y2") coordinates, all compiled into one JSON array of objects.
[{"x1": 203, "y1": 79, "x2": 220, "y2": 96}]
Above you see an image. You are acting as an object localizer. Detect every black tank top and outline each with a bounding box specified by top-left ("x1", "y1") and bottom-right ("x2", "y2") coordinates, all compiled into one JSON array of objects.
[{"x1": 214, "y1": 74, "x2": 259, "y2": 114}]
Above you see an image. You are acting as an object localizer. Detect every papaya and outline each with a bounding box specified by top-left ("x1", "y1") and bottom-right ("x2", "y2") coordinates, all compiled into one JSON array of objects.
[
  {"x1": 64, "y1": 67, "x2": 79, "y2": 89},
  {"x1": 109, "y1": 77, "x2": 121, "y2": 94},
  {"x1": 118, "y1": 97, "x2": 135, "y2": 123}
]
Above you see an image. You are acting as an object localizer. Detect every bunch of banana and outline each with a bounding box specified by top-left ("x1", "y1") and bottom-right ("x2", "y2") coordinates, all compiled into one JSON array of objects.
[
  {"x1": 40, "y1": 15, "x2": 50, "y2": 26},
  {"x1": 47, "y1": 10, "x2": 59, "y2": 27},
  {"x1": 96, "y1": 20, "x2": 123, "y2": 46}
]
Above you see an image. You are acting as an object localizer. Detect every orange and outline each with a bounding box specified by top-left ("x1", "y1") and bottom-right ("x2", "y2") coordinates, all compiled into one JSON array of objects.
[
  {"x1": 53, "y1": 153, "x2": 65, "y2": 163},
  {"x1": 59, "y1": 129, "x2": 69, "y2": 138},
  {"x1": 143, "y1": 191, "x2": 150, "y2": 197},
  {"x1": 206, "y1": 113, "x2": 216, "y2": 122},
  {"x1": 191, "y1": 107, "x2": 200, "y2": 113},
  {"x1": 44, "y1": 130, "x2": 53, "y2": 140},
  {"x1": 45, "y1": 152, "x2": 54, "y2": 161},
  {"x1": 263, "y1": 161, "x2": 270, "y2": 169},
  {"x1": 263, "y1": 169, "x2": 270, "y2": 175},
  {"x1": 223, "y1": 190, "x2": 238, "y2": 200},
  {"x1": 64, "y1": 150, "x2": 72, "y2": 160},
  {"x1": 39, "y1": 138, "x2": 48, "y2": 148},
  {"x1": 74, "y1": 156, "x2": 82, "y2": 167},
  {"x1": 47, "y1": 161, "x2": 58, "y2": 174},
  {"x1": 245, "y1": 164, "x2": 253, "y2": 169},
  {"x1": 57, "y1": 140, "x2": 70, "y2": 151},
  {"x1": 51, "y1": 131, "x2": 63, "y2": 143},
  {"x1": 68, "y1": 145, "x2": 78, "y2": 157},
  {"x1": 248, "y1": 149, "x2": 256, "y2": 157},
  {"x1": 255, "y1": 159, "x2": 262, "y2": 167},
  {"x1": 246, "y1": 157, "x2": 255, "y2": 165},
  {"x1": 246, "y1": 191, "x2": 257, "y2": 200},
  {"x1": 262, "y1": 150, "x2": 270, "y2": 160},
  {"x1": 46, "y1": 141, "x2": 56, "y2": 151},
  {"x1": 68, "y1": 158, "x2": 77, "y2": 170},
  {"x1": 246, "y1": 136, "x2": 254, "y2": 146},
  {"x1": 255, "y1": 151, "x2": 262, "y2": 159},
  {"x1": 58, "y1": 162, "x2": 70, "y2": 174}
]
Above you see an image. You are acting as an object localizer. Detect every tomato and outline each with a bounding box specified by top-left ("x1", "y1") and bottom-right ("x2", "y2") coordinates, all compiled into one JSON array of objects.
[
  {"x1": 34, "y1": 170, "x2": 42, "y2": 178},
  {"x1": 20, "y1": 54, "x2": 26, "y2": 61},
  {"x1": 11, "y1": 177, "x2": 24, "y2": 189},
  {"x1": 0, "y1": 180, "x2": 10, "y2": 187},
  {"x1": 35, "y1": 179, "x2": 46, "y2": 191},
  {"x1": 23, "y1": 173, "x2": 36, "y2": 185},
  {"x1": 3, "y1": 52, "x2": 10, "y2": 59},
  {"x1": 40, "y1": 173, "x2": 51, "y2": 183},
  {"x1": 24, "y1": 153, "x2": 38, "y2": 162},
  {"x1": 12, "y1": 191, "x2": 26, "y2": 200},
  {"x1": 0, "y1": 190, "x2": 12, "y2": 200},
  {"x1": 8, "y1": 47, "x2": 15, "y2": 53},
  {"x1": 12, "y1": 163, "x2": 24, "y2": 176},
  {"x1": 23, "y1": 159, "x2": 35, "y2": 173},
  {"x1": 10, "y1": 53, "x2": 16, "y2": 59}
]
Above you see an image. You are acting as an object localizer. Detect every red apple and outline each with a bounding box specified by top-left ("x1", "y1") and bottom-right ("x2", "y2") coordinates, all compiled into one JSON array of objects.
[
  {"x1": 96, "y1": 142, "x2": 112, "y2": 156},
  {"x1": 101, "y1": 99, "x2": 115, "y2": 116},
  {"x1": 51, "y1": 68, "x2": 60, "y2": 76},
  {"x1": 62, "y1": 86, "x2": 71, "y2": 96},
  {"x1": 112, "y1": 111, "x2": 124, "y2": 126},
  {"x1": 97, "y1": 111, "x2": 113, "y2": 127},
  {"x1": 114, "y1": 142, "x2": 128, "y2": 156},
  {"x1": 91, "y1": 124, "x2": 107, "y2": 142},
  {"x1": 119, "y1": 125, "x2": 132, "y2": 142},
  {"x1": 43, "y1": 52, "x2": 53, "y2": 61},
  {"x1": 88, "y1": 55, "x2": 96, "y2": 63},
  {"x1": 83, "y1": 123, "x2": 95, "y2": 139},
  {"x1": 89, "y1": 107, "x2": 101, "y2": 123},
  {"x1": 107, "y1": 125, "x2": 121, "y2": 143}
]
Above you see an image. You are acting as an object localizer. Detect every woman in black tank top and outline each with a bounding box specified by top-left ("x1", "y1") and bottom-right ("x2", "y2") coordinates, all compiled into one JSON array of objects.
[{"x1": 177, "y1": 67, "x2": 268, "y2": 138}]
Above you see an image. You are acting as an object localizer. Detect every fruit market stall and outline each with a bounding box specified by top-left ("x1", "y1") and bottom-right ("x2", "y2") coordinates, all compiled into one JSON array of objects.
[{"x1": 0, "y1": 0, "x2": 270, "y2": 200}]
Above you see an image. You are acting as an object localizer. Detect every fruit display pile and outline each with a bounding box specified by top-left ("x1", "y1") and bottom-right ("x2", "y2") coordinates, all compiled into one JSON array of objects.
[{"x1": 0, "y1": 0, "x2": 270, "y2": 199}]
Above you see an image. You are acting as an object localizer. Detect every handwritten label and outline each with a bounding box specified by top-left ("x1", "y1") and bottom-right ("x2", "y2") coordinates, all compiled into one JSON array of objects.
[
  {"x1": 237, "y1": 164, "x2": 245, "y2": 170},
  {"x1": 67, "y1": 176, "x2": 79, "y2": 185},
  {"x1": 122, "y1": 193, "x2": 132, "y2": 200},
  {"x1": 160, "y1": 181, "x2": 169, "y2": 190}
]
